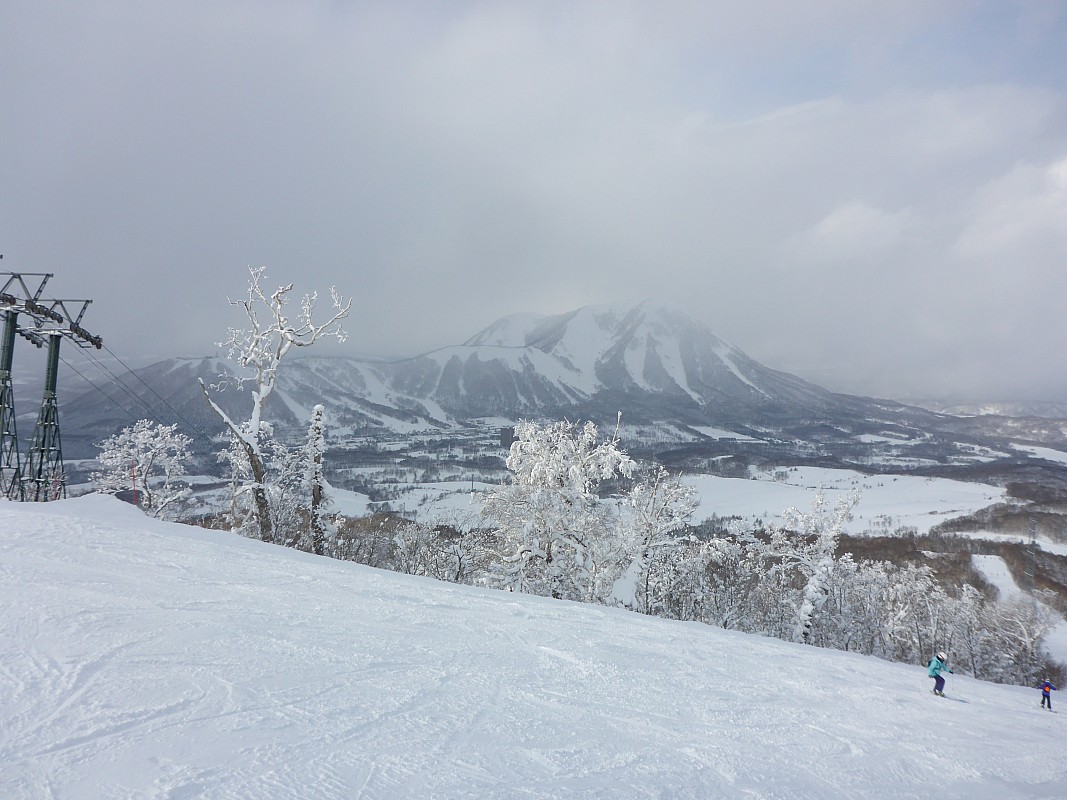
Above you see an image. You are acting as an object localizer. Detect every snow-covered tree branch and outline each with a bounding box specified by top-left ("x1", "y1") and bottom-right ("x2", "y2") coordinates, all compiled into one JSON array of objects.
[
  {"x1": 200, "y1": 266, "x2": 350, "y2": 542},
  {"x1": 92, "y1": 420, "x2": 192, "y2": 519},
  {"x1": 611, "y1": 465, "x2": 698, "y2": 613},
  {"x1": 481, "y1": 418, "x2": 635, "y2": 601}
]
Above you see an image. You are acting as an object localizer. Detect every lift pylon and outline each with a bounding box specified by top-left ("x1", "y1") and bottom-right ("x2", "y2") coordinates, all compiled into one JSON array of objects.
[
  {"x1": 24, "y1": 334, "x2": 66, "y2": 501},
  {"x1": 0, "y1": 309, "x2": 23, "y2": 499},
  {"x1": 0, "y1": 269, "x2": 102, "y2": 501}
]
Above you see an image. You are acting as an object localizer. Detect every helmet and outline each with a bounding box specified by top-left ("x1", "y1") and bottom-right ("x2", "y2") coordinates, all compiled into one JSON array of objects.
[{"x1": 937, "y1": 651, "x2": 947, "y2": 661}]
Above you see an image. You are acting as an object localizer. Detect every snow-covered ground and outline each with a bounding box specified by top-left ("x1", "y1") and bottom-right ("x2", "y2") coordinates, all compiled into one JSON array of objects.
[
  {"x1": 316, "y1": 464, "x2": 1007, "y2": 536},
  {"x1": 1012, "y1": 443, "x2": 1067, "y2": 467},
  {"x1": 952, "y1": 530, "x2": 1067, "y2": 557},
  {"x1": 683, "y1": 466, "x2": 1006, "y2": 535},
  {"x1": 3, "y1": 496, "x2": 1066, "y2": 799}
]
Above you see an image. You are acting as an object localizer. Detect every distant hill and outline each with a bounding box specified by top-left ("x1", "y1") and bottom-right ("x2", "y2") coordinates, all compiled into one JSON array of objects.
[{"x1": 907, "y1": 398, "x2": 1067, "y2": 419}]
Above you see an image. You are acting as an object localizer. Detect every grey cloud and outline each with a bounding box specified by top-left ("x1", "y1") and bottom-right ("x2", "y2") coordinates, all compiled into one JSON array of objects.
[{"x1": 2, "y1": 1, "x2": 1066, "y2": 403}]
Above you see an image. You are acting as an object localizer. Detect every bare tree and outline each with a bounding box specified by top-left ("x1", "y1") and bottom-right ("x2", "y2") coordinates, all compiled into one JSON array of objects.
[{"x1": 200, "y1": 267, "x2": 350, "y2": 542}]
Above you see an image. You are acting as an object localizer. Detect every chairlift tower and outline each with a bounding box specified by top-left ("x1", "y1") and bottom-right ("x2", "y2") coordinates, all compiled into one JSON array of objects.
[
  {"x1": 0, "y1": 270, "x2": 102, "y2": 502},
  {"x1": 0, "y1": 272, "x2": 55, "y2": 500},
  {"x1": 23, "y1": 297, "x2": 102, "y2": 502},
  {"x1": 25, "y1": 334, "x2": 64, "y2": 500},
  {"x1": 0, "y1": 307, "x2": 22, "y2": 499}
]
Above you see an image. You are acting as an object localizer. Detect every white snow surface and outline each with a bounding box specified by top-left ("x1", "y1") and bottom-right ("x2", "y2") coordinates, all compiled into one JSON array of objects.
[
  {"x1": 464, "y1": 312, "x2": 547, "y2": 348},
  {"x1": 953, "y1": 530, "x2": 1067, "y2": 557},
  {"x1": 684, "y1": 466, "x2": 1006, "y2": 534},
  {"x1": 973, "y1": 554, "x2": 1032, "y2": 600},
  {"x1": 712, "y1": 343, "x2": 765, "y2": 395},
  {"x1": 4, "y1": 495, "x2": 1066, "y2": 800},
  {"x1": 690, "y1": 425, "x2": 760, "y2": 441},
  {"x1": 1012, "y1": 443, "x2": 1067, "y2": 467}
]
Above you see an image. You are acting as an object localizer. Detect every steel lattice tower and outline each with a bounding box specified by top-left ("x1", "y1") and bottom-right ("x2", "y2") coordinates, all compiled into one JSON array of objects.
[
  {"x1": 0, "y1": 269, "x2": 102, "y2": 502},
  {"x1": 0, "y1": 309, "x2": 23, "y2": 499},
  {"x1": 25, "y1": 335, "x2": 65, "y2": 501}
]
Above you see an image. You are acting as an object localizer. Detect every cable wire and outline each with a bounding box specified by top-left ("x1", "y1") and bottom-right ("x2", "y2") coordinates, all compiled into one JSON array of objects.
[
  {"x1": 81, "y1": 345, "x2": 219, "y2": 445},
  {"x1": 57, "y1": 354, "x2": 142, "y2": 426},
  {"x1": 68, "y1": 350, "x2": 168, "y2": 425}
]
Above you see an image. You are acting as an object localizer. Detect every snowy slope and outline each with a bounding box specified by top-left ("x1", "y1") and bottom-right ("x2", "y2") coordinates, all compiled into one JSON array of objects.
[{"x1": 4, "y1": 496, "x2": 1066, "y2": 799}]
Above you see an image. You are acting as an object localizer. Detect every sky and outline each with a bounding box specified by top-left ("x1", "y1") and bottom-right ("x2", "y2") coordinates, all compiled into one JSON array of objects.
[
  {"x1": 5, "y1": 493, "x2": 1067, "y2": 798},
  {"x1": 3, "y1": 1, "x2": 1067, "y2": 403}
]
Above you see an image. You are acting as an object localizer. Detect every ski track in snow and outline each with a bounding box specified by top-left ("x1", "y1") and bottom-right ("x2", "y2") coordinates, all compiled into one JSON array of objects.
[{"x1": 3, "y1": 496, "x2": 1067, "y2": 799}]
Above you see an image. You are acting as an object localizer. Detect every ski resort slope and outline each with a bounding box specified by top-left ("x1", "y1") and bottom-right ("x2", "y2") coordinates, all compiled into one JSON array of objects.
[{"x1": 3, "y1": 496, "x2": 1065, "y2": 800}]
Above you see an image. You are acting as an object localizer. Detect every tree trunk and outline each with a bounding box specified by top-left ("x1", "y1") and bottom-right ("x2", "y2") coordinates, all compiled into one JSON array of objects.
[
  {"x1": 310, "y1": 464, "x2": 325, "y2": 555},
  {"x1": 244, "y1": 442, "x2": 273, "y2": 542}
]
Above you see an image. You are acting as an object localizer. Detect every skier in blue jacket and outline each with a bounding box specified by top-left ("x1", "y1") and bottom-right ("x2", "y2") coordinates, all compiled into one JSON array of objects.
[
  {"x1": 928, "y1": 651, "x2": 953, "y2": 696},
  {"x1": 1038, "y1": 678, "x2": 1057, "y2": 710}
]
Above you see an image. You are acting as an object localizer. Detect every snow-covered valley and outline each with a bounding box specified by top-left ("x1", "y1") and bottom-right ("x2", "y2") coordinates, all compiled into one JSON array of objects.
[
  {"x1": 4, "y1": 495, "x2": 1067, "y2": 799},
  {"x1": 229, "y1": 462, "x2": 1010, "y2": 539}
]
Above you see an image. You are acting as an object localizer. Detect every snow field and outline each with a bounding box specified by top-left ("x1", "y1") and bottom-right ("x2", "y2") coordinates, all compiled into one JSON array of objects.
[
  {"x1": 291, "y1": 464, "x2": 1009, "y2": 538},
  {"x1": 683, "y1": 466, "x2": 1006, "y2": 535},
  {"x1": 3, "y1": 496, "x2": 1067, "y2": 798}
]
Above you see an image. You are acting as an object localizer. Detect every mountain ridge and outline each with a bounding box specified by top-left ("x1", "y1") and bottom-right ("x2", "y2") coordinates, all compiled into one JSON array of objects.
[{"x1": 58, "y1": 302, "x2": 1067, "y2": 480}]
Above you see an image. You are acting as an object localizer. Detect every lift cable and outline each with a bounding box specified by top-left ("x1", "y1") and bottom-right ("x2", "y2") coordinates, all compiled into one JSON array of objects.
[
  {"x1": 66, "y1": 349, "x2": 172, "y2": 427},
  {"x1": 76, "y1": 345, "x2": 220, "y2": 446},
  {"x1": 56, "y1": 354, "x2": 142, "y2": 427},
  {"x1": 94, "y1": 343, "x2": 219, "y2": 448}
]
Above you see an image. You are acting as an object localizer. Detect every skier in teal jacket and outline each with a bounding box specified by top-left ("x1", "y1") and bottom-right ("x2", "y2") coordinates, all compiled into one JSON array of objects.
[{"x1": 928, "y1": 651, "x2": 953, "y2": 696}]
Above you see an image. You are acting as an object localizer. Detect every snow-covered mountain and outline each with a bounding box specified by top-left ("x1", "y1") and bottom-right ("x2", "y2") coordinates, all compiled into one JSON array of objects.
[
  {"x1": 58, "y1": 302, "x2": 1067, "y2": 469},
  {"x1": 5, "y1": 495, "x2": 1067, "y2": 798},
  {"x1": 270, "y1": 302, "x2": 909, "y2": 429}
]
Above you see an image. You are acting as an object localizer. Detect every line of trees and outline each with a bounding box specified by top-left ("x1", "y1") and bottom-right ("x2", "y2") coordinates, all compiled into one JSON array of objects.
[{"x1": 347, "y1": 418, "x2": 1063, "y2": 688}]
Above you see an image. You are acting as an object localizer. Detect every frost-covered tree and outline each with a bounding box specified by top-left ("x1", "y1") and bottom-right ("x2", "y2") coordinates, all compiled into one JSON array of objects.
[
  {"x1": 391, "y1": 520, "x2": 499, "y2": 586},
  {"x1": 333, "y1": 514, "x2": 399, "y2": 568},
  {"x1": 263, "y1": 429, "x2": 305, "y2": 547},
  {"x1": 612, "y1": 465, "x2": 698, "y2": 613},
  {"x1": 988, "y1": 592, "x2": 1059, "y2": 685},
  {"x1": 200, "y1": 267, "x2": 350, "y2": 542},
  {"x1": 951, "y1": 584, "x2": 996, "y2": 678},
  {"x1": 393, "y1": 520, "x2": 436, "y2": 576},
  {"x1": 92, "y1": 420, "x2": 192, "y2": 518},
  {"x1": 216, "y1": 427, "x2": 257, "y2": 536},
  {"x1": 304, "y1": 404, "x2": 333, "y2": 556},
  {"x1": 215, "y1": 421, "x2": 295, "y2": 542},
  {"x1": 698, "y1": 533, "x2": 767, "y2": 630},
  {"x1": 480, "y1": 418, "x2": 635, "y2": 601},
  {"x1": 744, "y1": 490, "x2": 858, "y2": 644}
]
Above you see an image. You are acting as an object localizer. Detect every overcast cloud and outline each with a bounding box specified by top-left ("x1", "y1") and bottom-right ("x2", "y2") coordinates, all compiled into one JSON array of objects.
[{"x1": 3, "y1": 1, "x2": 1066, "y2": 402}]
